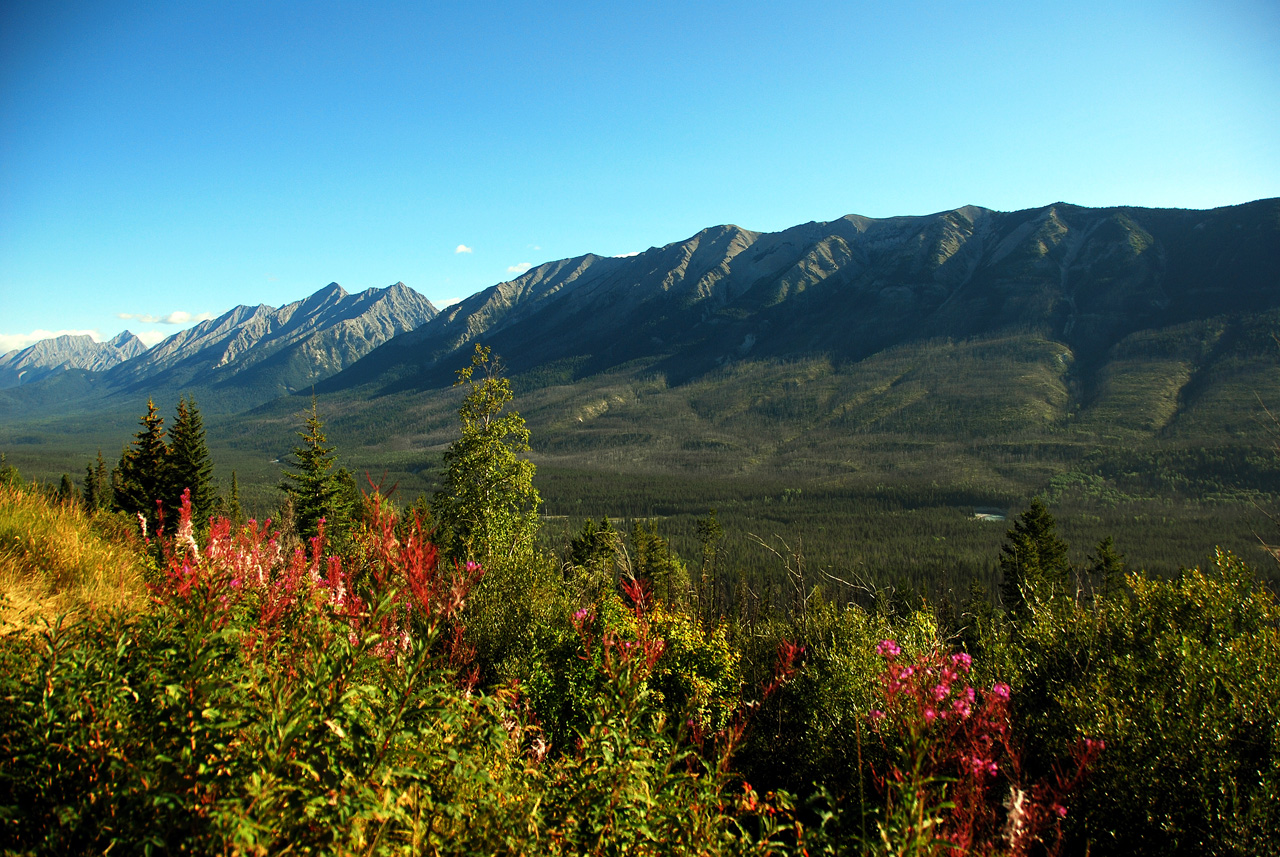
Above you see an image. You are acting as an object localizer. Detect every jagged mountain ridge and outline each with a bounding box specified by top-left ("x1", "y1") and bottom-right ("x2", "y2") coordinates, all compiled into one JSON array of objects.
[
  {"x1": 330, "y1": 199, "x2": 1279, "y2": 397},
  {"x1": 0, "y1": 331, "x2": 146, "y2": 389},
  {"x1": 0, "y1": 282, "x2": 438, "y2": 416},
  {"x1": 101, "y1": 281, "x2": 437, "y2": 400}
]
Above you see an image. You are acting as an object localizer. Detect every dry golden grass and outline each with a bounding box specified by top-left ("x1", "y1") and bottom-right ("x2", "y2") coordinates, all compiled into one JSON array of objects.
[{"x1": 0, "y1": 482, "x2": 149, "y2": 634}]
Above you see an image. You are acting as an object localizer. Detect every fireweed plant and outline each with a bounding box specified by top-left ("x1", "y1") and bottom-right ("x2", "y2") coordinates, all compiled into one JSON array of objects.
[
  {"x1": 0, "y1": 489, "x2": 818, "y2": 855},
  {"x1": 866, "y1": 639, "x2": 1103, "y2": 856},
  {"x1": 7, "y1": 477, "x2": 1245, "y2": 855}
]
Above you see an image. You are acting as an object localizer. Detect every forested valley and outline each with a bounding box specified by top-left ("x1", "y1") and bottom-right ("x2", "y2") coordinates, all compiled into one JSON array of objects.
[{"x1": 2, "y1": 342, "x2": 1278, "y2": 855}]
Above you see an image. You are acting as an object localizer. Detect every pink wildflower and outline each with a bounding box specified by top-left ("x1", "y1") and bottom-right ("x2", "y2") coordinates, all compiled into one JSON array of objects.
[{"x1": 876, "y1": 639, "x2": 902, "y2": 659}]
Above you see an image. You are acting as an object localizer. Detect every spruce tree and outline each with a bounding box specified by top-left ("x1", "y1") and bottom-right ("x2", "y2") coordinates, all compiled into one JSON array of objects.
[
  {"x1": 166, "y1": 396, "x2": 215, "y2": 524},
  {"x1": 114, "y1": 399, "x2": 169, "y2": 527},
  {"x1": 56, "y1": 474, "x2": 75, "y2": 504},
  {"x1": 280, "y1": 399, "x2": 349, "y2": 544},
  {"x1": 82, "y1": 451, "x2": 110, "y2": 511},
  {"x1": 999, "y1": 497, "x2": 1070, "y2": 619},
  {"x1": 1089, "y1": 535, "x2": 1127, "y2": 598},
  {"x1": 225, "y1": 471, "x2": 244, "y2": 526}
]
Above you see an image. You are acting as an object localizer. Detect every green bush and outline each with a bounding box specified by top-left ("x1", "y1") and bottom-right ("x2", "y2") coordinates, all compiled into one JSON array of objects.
[{"x1": 1006, "y1": 549, "x2": 1280, "y2": 855}]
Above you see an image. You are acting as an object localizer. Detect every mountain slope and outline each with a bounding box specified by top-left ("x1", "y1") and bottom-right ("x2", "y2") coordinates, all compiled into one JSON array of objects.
[
  {"x1": 0, "y1": 332, "x2": 146, "y2": 389},
  {"x1": 326, "y1": 200, "x2": 1279, "y2": 401}
]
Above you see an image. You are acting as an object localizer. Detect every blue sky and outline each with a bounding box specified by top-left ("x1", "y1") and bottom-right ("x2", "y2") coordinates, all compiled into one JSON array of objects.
[{"x1": 2, "y1": 0, "x2": 1277, "y2": 352}]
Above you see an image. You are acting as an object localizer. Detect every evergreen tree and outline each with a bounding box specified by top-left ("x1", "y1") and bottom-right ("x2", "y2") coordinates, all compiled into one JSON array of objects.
[
  {"x1": 569, "y1": 517, "x2": 619, "y2": 571},
  {"x1": 1089, "y1": 535, "x2": 1127, "y2": 598},
  {"x1": 280, "y1": 399, "x2": 350, "y2": 544},
  {"x1": 999, "y1": 497, "x2": 1070, "y2": 619},
  {"x1": 114, "y1": 399, "x2": 169, "y2": 527},
  {"x1": 83, "y1": 451, "x2": 110, "y2": 511},
  {"x1": 56, "y1": 474, "x2": 75, "y2": 504},
  {"x1": 166, "y1": 396, "x2": 216, "y2": 525},
  {"x1": 223, "y1": 471, "x2": 244, "y2": 526},
  {"x1": 92, "y1": 451, "x2": 109, "y2": 510},
  {"x1": 432, "y1": 345, "x2": 540, "y2": 563},
  {"x1": 695, "y1": 508, "x2": 724, "y2": 617},
  {"x1": 631, "y1": 519, "x2": 688, "y2": 605}
]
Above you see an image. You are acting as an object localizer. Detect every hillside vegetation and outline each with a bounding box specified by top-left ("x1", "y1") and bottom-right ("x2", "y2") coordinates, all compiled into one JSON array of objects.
[{"x1": 2, "y1": 350, "x2": 1279, "y2": 854}]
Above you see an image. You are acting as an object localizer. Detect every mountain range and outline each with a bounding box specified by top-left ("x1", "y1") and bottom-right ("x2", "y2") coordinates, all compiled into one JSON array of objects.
[
  {"x1": 2, "y1": 198, "x2": 1278, "y2": 582},
  {"x1": 328, "y1": 199, "x2": 1279, "y2": 398},
  {"x1": 2, "y1": 198, "x2": 1279, "y2": 520},
  {"x1": 0, "y1": 282, "x2": 436, "y2": 413},
  {"x1": 0, "y1": 331, "x2": 146, "y2": 389}
]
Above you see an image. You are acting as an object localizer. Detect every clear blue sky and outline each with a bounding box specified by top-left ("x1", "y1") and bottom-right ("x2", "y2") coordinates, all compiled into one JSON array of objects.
[{"x1": 2, "y1": 0, "x2": 1277, "y2": 352}]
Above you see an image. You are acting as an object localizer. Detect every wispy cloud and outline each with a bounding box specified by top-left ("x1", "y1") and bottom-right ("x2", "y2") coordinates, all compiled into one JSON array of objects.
[
  {"x1": 117, "y1": 310, "x2": 215, "y2": 325},
  {"x1": 455, "y1": 244, "x2": 474, "y2": 254},
  {"x1": 507, "y1": 262, "x2": 533, "y2": 274},
  {"x1": 613, "y1": 251, "x2": 642, "y2": 258},
  {"x1": 135, "y1": 331, "x2": 169, "y2": 347},
  {"x1": 438, "y1": 297, "x2": 463, "y2": 308},
  {"x1": 0, "y1": 329, "x2": 99, "y2": 354}
]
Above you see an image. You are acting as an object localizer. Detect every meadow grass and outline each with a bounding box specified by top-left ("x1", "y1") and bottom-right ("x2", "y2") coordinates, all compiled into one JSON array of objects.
[{"x1": 0, "y1": 482, "x2": 148, "y2": 633}]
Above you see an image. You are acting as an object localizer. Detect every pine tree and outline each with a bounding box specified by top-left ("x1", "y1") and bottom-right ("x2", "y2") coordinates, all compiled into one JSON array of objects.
[
  {"x1": 280, "y1": 399, "x2": 350, "y2": 544},
  {"x1": 1089, "y1": 535, "x2": 1127, "y2": 598},
  {"x1": 999, "y1": 497, "x2": 1070, "y2": 619},
  {"x1": 82, "y1": 451, "x2": 110, "y2": 511},
  {"x1": 432, "y1": 345, "x2": 540, "y2": 564},
  {"x1": 631, "y1": 520, "x2": 688, "y2": 605},
  {"x1": 225, "y1": 471, "x2": 244, "y2": 526},
  {"x1": 569, "y1": 517, "x2": 619, "y2": 571},
  {"x1": 114, "y1": 399, "x2": 169, "y2": 527},
  {"x1": 166, "y1": 396, "x2": 215, "y2": 524}
]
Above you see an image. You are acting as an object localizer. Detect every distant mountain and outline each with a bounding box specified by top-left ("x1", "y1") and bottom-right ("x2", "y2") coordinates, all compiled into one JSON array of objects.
[
  {"x1": 0, "y1": 282, "x2": 437, "y2": 416},
  {"x1": 0, "y1": 331, "x2": 146, "y2": 389},
  {"x1": 328, "y1": 199, "x2": 1280, "y2": 397},
  {"x1": 103, "y1": 281, "x2": 436, "y2": 399}
]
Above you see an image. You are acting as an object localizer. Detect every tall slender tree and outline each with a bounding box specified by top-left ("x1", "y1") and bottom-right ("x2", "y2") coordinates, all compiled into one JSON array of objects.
[
  {"x1": 166, "y1": 396, "x2": 215, "y2": 524},
  {"x1": 999, "y1": 497, "x2": 1070, "y2": 620},
  {"x1": 114, "y1": 399, "x2": 168, "y2": 527},
  {"x1": 431, "y1": 345, "x2": 540, "y2": 563},
  {"x1": 280, "y1": 399, "x2": 350, "y2": 544},
  {"x1": 82, "y1": 450, "x2": 110, "y2": 511}
]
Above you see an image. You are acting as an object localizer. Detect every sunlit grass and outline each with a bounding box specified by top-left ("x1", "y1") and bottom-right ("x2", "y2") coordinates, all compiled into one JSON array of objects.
[{"x1": 0, "y1": 482, "x2": 149, "y2": 633}]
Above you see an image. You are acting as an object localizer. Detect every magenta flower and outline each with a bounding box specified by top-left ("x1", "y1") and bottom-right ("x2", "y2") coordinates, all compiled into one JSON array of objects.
[
  {"x1": 876, "y1": 639, "x2": 902, "y2": 658},
  {"x1": 992, "y1": 682, "x2": 1011, "y2": 700}
]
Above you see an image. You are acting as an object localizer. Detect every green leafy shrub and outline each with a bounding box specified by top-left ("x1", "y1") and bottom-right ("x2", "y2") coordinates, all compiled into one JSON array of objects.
[{"x1": 1006, "y1": 549, "x2": 1280, "y2": 855}]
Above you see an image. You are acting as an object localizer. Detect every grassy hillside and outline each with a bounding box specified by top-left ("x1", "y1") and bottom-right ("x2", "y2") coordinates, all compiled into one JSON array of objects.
[{"x1": 0, "y1": 476, "x2": 149, "y2": 633}]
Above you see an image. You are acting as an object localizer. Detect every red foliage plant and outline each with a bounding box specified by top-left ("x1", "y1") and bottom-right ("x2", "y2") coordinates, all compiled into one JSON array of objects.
[
  {"x1": 870, "y1": 640, "x2": 1102, "y2": 856},
  {"x1": 147, "y1": 487, "x2": 481, "y2": 679}
]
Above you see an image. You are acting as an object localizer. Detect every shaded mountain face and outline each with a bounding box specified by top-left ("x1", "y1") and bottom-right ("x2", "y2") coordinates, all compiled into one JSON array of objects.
[
  {"x1": 99, "y1": 282, "x2": 437, "y2": 403},
  {"x1": 330, "y1": 200, "x2": 1280, "y2": 396},
  {"x1": 0, "y1": 331, "x2": 146, "y2": 389}
]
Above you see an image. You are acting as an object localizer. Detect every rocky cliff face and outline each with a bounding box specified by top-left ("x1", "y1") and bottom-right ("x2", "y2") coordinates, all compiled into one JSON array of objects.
[
  {"x1": 103, "y1": 282, "x2": 437, "y2": 399},
  {"x1": 0, "y1": 331, "x2": 146, "y2": 388},
  {"x1": 332, "y1": 199, "x2": 1280, "y2": 393}
]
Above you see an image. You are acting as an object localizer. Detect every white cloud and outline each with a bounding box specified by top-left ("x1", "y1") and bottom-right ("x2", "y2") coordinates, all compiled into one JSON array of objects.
[
  {"x1": 437, "y1": 297, "x2": 463, "y2": 308},
  {"x1": 455, "y1": 244, "x2": 474, "y2": 254},
  {"x1": 528, "y1": 244, "x2": 541, "y2": 251},
  {"x1": 117, "y1": 310, "x2": 215, "y2": 325},
  {"x1": 135, "y1": 330, "x2": 169, "y2": 347},
  {"x1": 507, "y1": 262, "x2": 533, "y2": 274},
  {"x1": 613, "y1": 251, "x2": 642, "y2": 258},
  {"x1": 0, "y1": 329, "x2": 100, "y2": 354}
]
